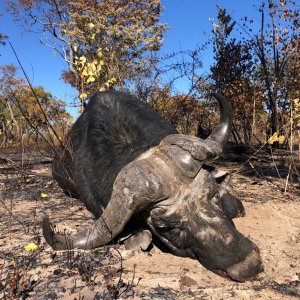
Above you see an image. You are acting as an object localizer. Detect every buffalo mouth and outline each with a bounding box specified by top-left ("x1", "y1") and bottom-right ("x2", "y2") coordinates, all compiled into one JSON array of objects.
[
  {"x1": 194, "y1": 237, "x2": 263, "y2": 282},
  {"x1": 215, "y1": 245, "x2": 263, "y2": 282},
  {"x1": 225, "y1": 245, "x2": 263, "y2": 282}
]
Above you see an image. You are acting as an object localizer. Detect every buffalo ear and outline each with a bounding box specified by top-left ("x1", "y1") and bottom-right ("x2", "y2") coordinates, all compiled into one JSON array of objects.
[
  {"x1": 211, "y1": 169, "x2": 232, "y2": 197},
  {"x1": 220, "y1": 193, "x2": 245, "y2": 219},
  {"x1": 211, "y1": 169, "x2": 230, "y2": 185},
  {"x1": 211, "y1": 169, "x2": 245, "y2": 219}
]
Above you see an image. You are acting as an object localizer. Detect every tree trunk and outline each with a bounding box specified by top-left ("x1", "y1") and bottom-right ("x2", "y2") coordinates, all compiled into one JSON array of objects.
[
  {"x1": 251, "y1": 91, "x2": 256, "y2": 144},
  {"x1": 269, "y1": 95, "x2": 279, "y2": 148},
  {"x1": 232, "y1": 124, "x2": 243, "y2": 144}
]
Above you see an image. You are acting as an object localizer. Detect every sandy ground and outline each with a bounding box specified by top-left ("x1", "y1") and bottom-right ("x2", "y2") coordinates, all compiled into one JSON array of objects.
[{"x1": 0, "y1": 152, "x2": 299, "y2": 299}]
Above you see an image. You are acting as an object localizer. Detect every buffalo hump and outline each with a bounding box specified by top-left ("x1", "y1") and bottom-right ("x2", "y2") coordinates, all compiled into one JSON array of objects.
[{"x1": 53, "y1": 91, "x2": 176, "y2": 217}]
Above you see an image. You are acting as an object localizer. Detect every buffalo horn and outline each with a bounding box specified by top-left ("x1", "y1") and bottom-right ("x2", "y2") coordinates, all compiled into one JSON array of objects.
[
  {"x1": 43, "y1": 176, "x2": 157, "y2": 250},
  {"x1": 207, "y1": 93, "x2": 232, "y2": 148},
  {"x1": 161, "y1": 93, "x2": 232, "y2": 160}
]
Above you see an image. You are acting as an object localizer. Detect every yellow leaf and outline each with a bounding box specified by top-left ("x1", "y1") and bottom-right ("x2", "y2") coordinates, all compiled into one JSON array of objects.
[
  {"x1": 79, "y1": 56, "x2": 87, "y2": 63},
  {"x1": 81, "y1": 69, "x2": 88, "y2": 76},
  {"x1": 25, "y1": 242, "x2": 38, "y2": 252},
  {"x1": 268, "y1": 132, "x2": 278, "y2": 145},
  {"x1": 40, "y1": 193, "x2": 49, "y2": 198},
  {"x1": 89, "y1": 64, "x2": 96, "y2": 71},
  {"x1": 107, "y1": 77, "x2": 117, "y2": 87},
  {"x1": 97, "y1": 49, "x2": 102, "y2": 57},
  {"x1": 278, "y1": 135, "x2": 285, "y2": 144},
  {"x1": 88, "y1": 22, "x2": 95, "y2": 29},
  {"x1": 86, "y1": 76, "x2": 96, "y2": 83},
  {"x1": 80, "y1": 92, "x2": 88, "y2": 99},
  {"x1": 74, "y1": 45, "x2": 78, "y2": 52}
]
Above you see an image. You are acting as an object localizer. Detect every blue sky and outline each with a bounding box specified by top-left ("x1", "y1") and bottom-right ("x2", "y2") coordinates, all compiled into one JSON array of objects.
[{"x1": 0, "y1": 0, "x2": 263, "y2": 116}]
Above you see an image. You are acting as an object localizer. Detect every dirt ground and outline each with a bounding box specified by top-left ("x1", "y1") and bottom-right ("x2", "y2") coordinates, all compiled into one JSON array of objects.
[{"x1": 0, "y1": 149, "x2": 299, "y2": 299}]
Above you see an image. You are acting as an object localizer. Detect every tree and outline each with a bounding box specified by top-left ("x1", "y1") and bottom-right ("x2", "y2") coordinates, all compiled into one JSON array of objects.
[
  {"x1": 0, "y1": 14, "x2": 7, "y2": 53},
  {"x1": 210, "y1": 6, "x2": 264, "y2": 144},
  {"x1": 150, "y1": 87, "x2": 217, "y2": 136},
  {"x1": 210, "y1": 2, "x2": 300, "y2": 145},
  {"x1": 243, "y1": 0, "x2": 300, "y2": 139},
  {"x1": 0, "y1": 64, "x2": 72, "y2": 148},
  {"x1": 7, "y1": 0, "x2": 166, "y2": 110},
  {"x1": 0, "y1": 32, "x2": 6, "y2": 46}
]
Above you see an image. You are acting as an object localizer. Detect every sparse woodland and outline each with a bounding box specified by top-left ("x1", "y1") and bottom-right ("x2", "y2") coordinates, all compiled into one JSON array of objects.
[{"x1": 0, "y1": 0, "x2": 299, "y2": 299}]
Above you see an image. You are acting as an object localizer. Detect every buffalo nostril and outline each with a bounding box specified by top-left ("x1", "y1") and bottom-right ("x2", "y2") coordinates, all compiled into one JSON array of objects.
[
  {"x1": 225, "y1": 247, "x2": 263, "y2": 282},
  {"x1": 217, "y1": 270, "x2": 228, "y2": 278}
]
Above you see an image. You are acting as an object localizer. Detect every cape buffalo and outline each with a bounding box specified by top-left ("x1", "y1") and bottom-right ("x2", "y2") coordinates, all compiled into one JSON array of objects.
[{"x1": 43, "y1": 91, "x2": 263, "y2": 282}]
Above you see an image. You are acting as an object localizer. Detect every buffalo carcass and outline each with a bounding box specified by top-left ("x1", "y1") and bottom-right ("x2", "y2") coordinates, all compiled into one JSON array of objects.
[{"x1": 43, "y1": 91, "x2": 263, "y2": 282}]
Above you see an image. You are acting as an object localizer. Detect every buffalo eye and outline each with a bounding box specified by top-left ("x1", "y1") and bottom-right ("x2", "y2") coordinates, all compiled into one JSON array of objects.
[{"x1": 211, "y1": 193, "x2": 223, "y2": 209}]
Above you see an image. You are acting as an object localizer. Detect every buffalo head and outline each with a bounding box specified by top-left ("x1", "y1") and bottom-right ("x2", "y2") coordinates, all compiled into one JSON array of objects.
[{"x1": 43, "y1": 92, "x2": 262, "y2": 282}]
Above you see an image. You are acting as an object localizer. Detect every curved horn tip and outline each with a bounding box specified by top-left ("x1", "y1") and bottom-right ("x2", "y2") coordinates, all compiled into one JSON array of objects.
[
  {"x1": 42, "y1": 216, "x2": 71, "y2": 250},
  {"x1": 211, "y1": 93, "x2": 231, "y2": 108},
  {"x1": 206, "y1": 92, "x2": 232, "y2": 148},
  {"x1": 42, "y1": 216, "x2": 54, "y2": 246}
]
